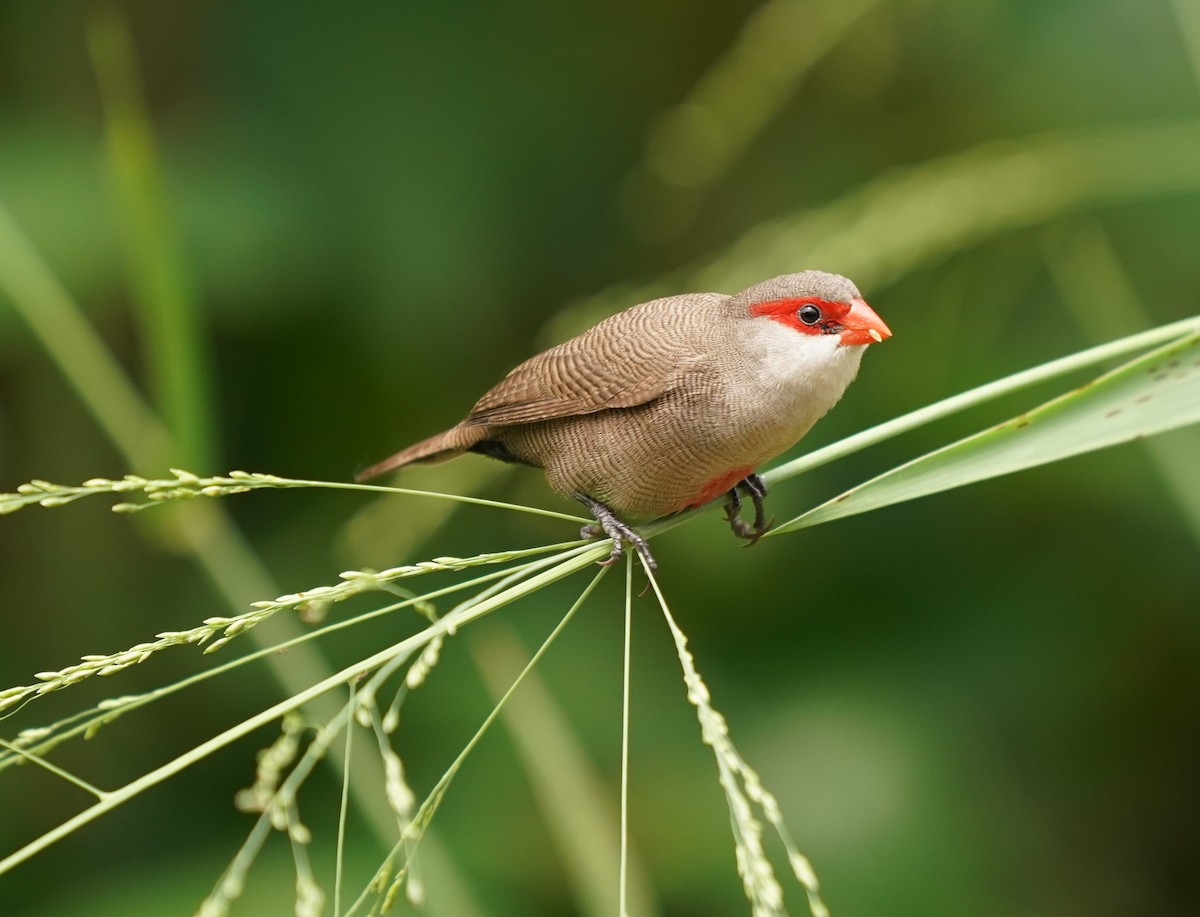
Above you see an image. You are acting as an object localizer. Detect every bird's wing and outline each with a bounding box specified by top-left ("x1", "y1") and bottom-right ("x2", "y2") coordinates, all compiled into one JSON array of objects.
[{"x1": 464, "y1": 293, "x2": 722, "y2": 427}]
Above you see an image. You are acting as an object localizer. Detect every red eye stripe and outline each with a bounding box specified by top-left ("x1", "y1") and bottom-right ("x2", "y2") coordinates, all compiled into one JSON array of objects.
[{"x1": 748, "y1": 297, "x2": 848, "y2": 334}]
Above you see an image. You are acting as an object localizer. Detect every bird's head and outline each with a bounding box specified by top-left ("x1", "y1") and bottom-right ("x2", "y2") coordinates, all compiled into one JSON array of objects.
[{"x1": 735, "y1": 271, "x2": 892, "y2": 347}]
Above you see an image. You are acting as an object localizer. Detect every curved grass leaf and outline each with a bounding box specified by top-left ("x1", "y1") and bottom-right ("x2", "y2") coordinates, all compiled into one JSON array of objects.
[
  {"x1": 773, "y1": 329, "x2": 1200, "y2": 533},
  {"x1": 546, "y1": 120, "x2": 1200, "y2": 347}
]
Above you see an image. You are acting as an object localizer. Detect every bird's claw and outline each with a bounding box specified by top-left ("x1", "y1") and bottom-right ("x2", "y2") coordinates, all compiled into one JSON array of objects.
[
  {"x1": 577, "y1": 494, "x2": 657, "y2": 572},
  {"x1": 725, "y1": 473, "x2": 771, "y2": 546},
  {"x1": 725, "y1": 510, "x2": 774, "y2": 543},
  {"x1": 738, "y1": 517, "x2": 774, "y2": 546}
]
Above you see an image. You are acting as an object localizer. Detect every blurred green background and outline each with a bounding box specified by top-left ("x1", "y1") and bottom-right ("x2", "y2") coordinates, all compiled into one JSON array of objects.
[{"x1": 2, "y1": 0, "x2": 1199, "y2": 914}]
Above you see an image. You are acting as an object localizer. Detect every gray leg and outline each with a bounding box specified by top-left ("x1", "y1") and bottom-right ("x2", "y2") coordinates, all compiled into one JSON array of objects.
[{"x1": 574, "y1": 493, "x2": 657, "y2": 571}]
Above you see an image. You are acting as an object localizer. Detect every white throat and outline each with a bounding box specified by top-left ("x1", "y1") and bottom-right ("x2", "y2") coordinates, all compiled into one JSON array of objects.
[{"x1": 749, "y1": 319, "x2": 866, "y2": 413}]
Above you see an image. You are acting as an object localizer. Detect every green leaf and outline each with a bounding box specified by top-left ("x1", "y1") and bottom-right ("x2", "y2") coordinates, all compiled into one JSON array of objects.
[{"x1": 773, "y1": 330, "x2": 1200, "y2": 533}]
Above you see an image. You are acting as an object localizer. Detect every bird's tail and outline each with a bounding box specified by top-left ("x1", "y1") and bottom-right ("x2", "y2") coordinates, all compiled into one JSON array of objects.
[{"x1": 355, "y1": 425, "x2": 482, "y2": 481}]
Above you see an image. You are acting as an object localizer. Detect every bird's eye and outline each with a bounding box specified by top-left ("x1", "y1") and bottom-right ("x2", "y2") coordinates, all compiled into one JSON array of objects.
[{"x1": 797, "y1": 304, "x2": 822, "y2": 325}]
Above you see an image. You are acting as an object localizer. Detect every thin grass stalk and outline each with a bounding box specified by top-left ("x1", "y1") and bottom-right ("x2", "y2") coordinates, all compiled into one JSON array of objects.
[
  {"x1": 0, "y1": 546, "x2": 602, "y2": 876},
  {"x1": 642, "y1": 559, "x2": 827, "y2": 917},
  {"x1": 346, "y1": 566, "x2": 609, "y2": 914},
  {"x1": 0, "y1": 197, "x2": 413, "y2": 853},
  {"x1": 88, "y1": 5, "x2": 217, "y2": 469},
  {"x1": 620, "y1": 553, "x2": 634, "y2": 917}
]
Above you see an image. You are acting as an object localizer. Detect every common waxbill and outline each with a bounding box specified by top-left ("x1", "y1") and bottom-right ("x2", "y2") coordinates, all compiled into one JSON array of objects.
[{"x1": 358, "y1": 271, "x2": 891, "y2": 569}]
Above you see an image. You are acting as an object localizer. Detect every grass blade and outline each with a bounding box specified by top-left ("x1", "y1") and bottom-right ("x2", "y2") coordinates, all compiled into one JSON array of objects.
[
  {"x1": 88, "y1": 5, "x2": 217, "y2": 468},
  {"x1": 774, "y1": 329, "x2": 1200, "y2": 533}
]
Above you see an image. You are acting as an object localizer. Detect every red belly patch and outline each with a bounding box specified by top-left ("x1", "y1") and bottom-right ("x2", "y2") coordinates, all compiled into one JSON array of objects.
[{"x1": 680, "y1": 466, "x2": 754, "y2": 511}]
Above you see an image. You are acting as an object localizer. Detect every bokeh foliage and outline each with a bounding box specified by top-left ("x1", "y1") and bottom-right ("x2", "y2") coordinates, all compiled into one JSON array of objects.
[{"x1": 1, "y1": 1, "x2": 1199, "y2": 914}]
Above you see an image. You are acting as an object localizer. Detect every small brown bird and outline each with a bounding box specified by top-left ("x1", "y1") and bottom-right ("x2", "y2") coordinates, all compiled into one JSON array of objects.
[{"x1": 359, "y1": 271, "x2": 891, "y2": 569}]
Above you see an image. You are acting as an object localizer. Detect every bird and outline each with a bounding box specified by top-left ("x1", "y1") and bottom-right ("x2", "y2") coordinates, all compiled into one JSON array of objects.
[{"x1": 358, "y1": 271, "x2": 891, "y2": 570}]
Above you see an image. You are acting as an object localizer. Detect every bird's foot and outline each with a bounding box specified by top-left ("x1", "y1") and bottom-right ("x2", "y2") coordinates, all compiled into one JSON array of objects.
[
  {"x1": 575, "y1": 494, "x2": 657, "y2": 572},
  {"x1": 724, "y1": 474, "x2": 773, "y2": 545},
  {"x1": 723, "y1": 507, "x2": 775, "y2": 544}
]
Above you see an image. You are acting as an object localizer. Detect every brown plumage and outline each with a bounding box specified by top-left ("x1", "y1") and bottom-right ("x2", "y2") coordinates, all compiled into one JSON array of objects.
[{"x1": 359, "y1": 271, "x2": 891, "y2": 569}]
